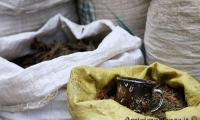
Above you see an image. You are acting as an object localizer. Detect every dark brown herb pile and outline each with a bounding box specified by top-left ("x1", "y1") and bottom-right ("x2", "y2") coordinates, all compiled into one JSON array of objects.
[
  {"x1": 97, "y1": 84, "x2": 187, "y2": 120},
  {"x1": 11, "y1": 38, "x2": 96, "y2": 68}
]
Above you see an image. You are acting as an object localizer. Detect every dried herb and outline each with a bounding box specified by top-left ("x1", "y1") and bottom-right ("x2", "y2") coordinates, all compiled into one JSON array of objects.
[
  {"x1": 97, "y1": 88, "x2": 112, "y2": 99},
  {"x1": 11, "y1": 38, "x2": 96, "y2": 68},
  {"x1": 97, "y1": 80, "x2": 117, "y2": 100},
  {"x1": 97, "y1": 84, "x2": 187, "y2": 120},
  {"x1": 143, "y1": 84, "x2": 187, "y2": 119}
]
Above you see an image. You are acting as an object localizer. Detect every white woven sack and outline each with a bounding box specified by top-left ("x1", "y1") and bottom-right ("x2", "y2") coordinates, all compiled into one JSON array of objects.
[
  {"x1": 0, "y1": 14, "x2": 144, "y2": 114},
  {"x1": 144, "y1": 0, "x2": 200, "y2": 82},
  {"x1": 0, "y1": 0, "x2": 78, "y2": 37},
  {"x1": 77, "y1": 0, "x2": 151, "y2": 39},
  {"x1": 0, "y1": 90, "x2": 72, "y2": 120}
]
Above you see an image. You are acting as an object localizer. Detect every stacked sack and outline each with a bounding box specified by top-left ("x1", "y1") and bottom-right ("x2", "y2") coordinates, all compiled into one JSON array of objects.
[
  {"x1": 144, "y1": 0, "x2": 200, "y2": 82},
  {"x1": 0, "y1": 0, "x2": 78, "y2": 37},
  {"x1": 77, "y1": 0, "x2": 151, "y2": 39}
]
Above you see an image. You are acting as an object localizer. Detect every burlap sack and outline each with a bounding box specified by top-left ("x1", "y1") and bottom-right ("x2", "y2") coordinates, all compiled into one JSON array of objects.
[
  {"x1": 77, "y1": 0, "x2": 151, "y2": 39},
  {"x1": 0, "y1": 0, "x2": 78, "y2": 37},
  {"x1": 67, "y1": 62, "x2": 200, "y2": 120},
  {"x1": 0, "y1": 14, "x2": 143, "y2": 113},
  {"x1": 144, "y1": 0, "x2": 200, "y2": 82},
  {"x1": 0, "y1": 90, "x2": 72, "y2": 120}
]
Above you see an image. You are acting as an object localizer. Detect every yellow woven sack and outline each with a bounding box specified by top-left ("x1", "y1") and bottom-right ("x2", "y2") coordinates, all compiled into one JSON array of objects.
[{"x1": 67, "y1": 62, "x2": 200, "y2": 120}]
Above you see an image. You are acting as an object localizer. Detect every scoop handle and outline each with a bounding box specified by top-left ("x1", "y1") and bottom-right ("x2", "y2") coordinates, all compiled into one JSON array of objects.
[{"x1": 151, "y1": 89, "x2": 164, "y2": 112}]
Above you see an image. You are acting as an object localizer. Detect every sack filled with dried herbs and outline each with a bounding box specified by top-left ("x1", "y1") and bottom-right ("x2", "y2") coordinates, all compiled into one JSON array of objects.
[
  {"x1": 11, "y1": 38, "x2": 96, "y2": 68},
  {"x1": 67, "y1": 62, "x2": 200, "y2": 120},
  {"x1": 0, "y1": 14, "x2": 144, "y2": 119}
]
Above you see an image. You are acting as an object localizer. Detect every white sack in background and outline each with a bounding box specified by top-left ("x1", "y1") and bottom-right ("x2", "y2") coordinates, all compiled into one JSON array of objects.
[
  {"x1": 0, "y1": 14, "x2": 144, "y2": 114},
  {"x1": 77, "y1": 0, "x2": 151, "y2": 39},
  {"x1": 0, "y1": 0, "x2": 78, "y2": 37},
  {"x1": 144, "y1": 0, "x2": 200, "y2": 82}
]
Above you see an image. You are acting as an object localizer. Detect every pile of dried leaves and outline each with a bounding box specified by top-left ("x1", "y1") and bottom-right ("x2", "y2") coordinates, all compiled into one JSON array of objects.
[
  {"x1": 11, "y1": 38, "x2": 96, "y2": 68},
  {"x1": 143, "y1": 84, "x2": 187, "y2": 119},
  {"x1": 97, "y1": 84, "x2": 187, "y2": 120}
]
